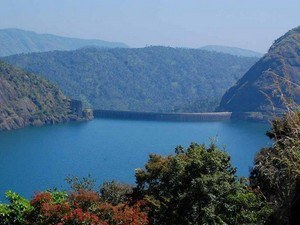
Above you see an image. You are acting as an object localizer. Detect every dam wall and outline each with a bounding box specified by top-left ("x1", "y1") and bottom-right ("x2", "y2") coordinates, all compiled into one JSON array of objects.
[{"x1": 93, "y1": 110, "x2": 232, "y2": 122}]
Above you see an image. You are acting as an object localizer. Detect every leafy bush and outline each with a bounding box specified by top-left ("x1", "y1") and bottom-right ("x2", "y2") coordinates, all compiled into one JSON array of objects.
[
  {"x1": 251, "y1": 111, "x2": 300, "y2": 225},
  {"x1": 134, "y1": 143, "x2": 270, "y2": 225},
  {"x1": 0, "y1": 191, "x2": 33, "y2": 225},
  {"x1": 100, "y1": 181, "x2": 133, "y2": 206},
  {"x1": 65, "y1": 174, "x2": 97, "y2": 192},
  {"x1": 0, "y1": 189, "x2": 148, "y2": 225},
  {"x1": 28, "y1": 192, "x2": 71, "y2": 224}
]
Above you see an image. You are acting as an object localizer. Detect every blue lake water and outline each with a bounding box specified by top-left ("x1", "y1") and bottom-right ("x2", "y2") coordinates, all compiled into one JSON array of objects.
[{"x1": 0, "y1": 118, "x2": 270, "y2": 201}]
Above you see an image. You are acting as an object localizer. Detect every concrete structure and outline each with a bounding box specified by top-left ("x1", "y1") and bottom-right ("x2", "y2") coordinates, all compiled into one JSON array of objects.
[
  {"x1": 93, "y1": 110, "x2": 232, "y2": 122},
  {"x1": 70, "y1": 99, "x2": 83, "y2": 117}
]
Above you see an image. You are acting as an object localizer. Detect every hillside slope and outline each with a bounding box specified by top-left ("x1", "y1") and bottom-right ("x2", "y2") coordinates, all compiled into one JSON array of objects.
[
  {"x1": 3, "y1": 47, "x2": 258, "y2": 112},
  {"x1": 219, "y1": 26, "x2": 300, "y2": 119},
  {"x1": 0, "y1": 28, "x2": 128, "y2": 57},
  {"x1": 0, "y1": 61, "x2": 85, "y2": 131},
  {"x1": 201, "y1": 45, "x2": 263, "y2": 58}
]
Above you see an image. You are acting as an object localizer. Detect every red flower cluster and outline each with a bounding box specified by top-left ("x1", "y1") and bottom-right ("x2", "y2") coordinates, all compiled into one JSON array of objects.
[
  {"x1": 69, "y1": 190, "x2": 100, "y2": 211},
  {"x1": 61, "y1": 208, "x2": 103, "y2": 225},
  {"x1": 97, "y1": 201, "x2": 148, "y2": 225},
  {"x1": 25, "y1": 191, "x2": 148, "y2": 225},
  {"x1": 110, "y1": 201, "x2": 148, "y2": 225}
]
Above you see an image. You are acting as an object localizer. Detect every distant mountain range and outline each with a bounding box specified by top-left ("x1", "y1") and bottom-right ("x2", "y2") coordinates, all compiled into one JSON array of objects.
[
  {"x1": 3, "y1": 46, "x2": 257, "y2": 113},
  {"x1": 0, "y1": 28, "x2": 128, "y2": 57},
  {"x1": 200, "y1": 45, "x2": 263, "y2": 58},
  {"x1": 0, "y1": 60, "x2": 86, "y2": 130},
  {"x1": 218, "y1": 26, "x2": 300, "y2": 120},
  {"x1": 3, "y1": 26, "x2": 296, "y2": 122}
]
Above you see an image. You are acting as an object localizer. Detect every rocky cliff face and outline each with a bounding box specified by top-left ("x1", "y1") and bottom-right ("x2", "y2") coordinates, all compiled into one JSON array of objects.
[
  {"x1": 0, "y1": 61, "x2": 88, "y2": 131},
  {"x1": 219, "y1": 26, "x2": 300, "y2": 119}
]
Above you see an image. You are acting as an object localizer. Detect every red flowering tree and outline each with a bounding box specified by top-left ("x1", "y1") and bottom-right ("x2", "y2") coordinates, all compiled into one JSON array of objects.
[{"x1": 25, "y1": 190, "x2": 148, "y2": 225}]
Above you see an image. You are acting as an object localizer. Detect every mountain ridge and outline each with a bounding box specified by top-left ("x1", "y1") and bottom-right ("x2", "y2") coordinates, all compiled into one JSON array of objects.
[
  {"x1": 0, "y1": 28, "x2": 128, "y2": 57},
  {"x1": 3, "y1": 46, "x2": 258, "y2": 113},
  {"x1": 200, "y1": 45, "x2": 264, "y2": 58},
  {"x1": 218, "y1": 26, "x2": 300, "y2": 120}
]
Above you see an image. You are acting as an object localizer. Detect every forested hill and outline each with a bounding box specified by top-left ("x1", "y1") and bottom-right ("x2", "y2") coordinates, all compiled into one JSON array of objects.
[
  {"x1": 218, "y1": 26, "x2": 300, "y2": 119},
  {"x1": 0, "y1": 28, "x2": 128, "y2": 57},
  {"x1": 4, "y1": 47, "x2": 258, "y2": 113},
  {"x1": 0, "y1": 61, "x2": 84, "y2": 131},
  {"x1": 200, "y1": 45, "x2": 263, "y2": 58}
]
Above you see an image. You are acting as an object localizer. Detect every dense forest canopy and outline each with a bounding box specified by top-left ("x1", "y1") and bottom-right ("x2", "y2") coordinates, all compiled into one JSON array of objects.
[{"x1": 4, "y1": 46, "x2": 258, "y2": 113}]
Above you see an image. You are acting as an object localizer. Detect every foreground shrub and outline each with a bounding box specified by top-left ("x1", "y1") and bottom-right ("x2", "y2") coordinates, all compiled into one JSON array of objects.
[
  {"x1": 97, "y1": 201, "x2": 148, "y2": 225},
  {"x1": 134, "y1": 143, "x2": 270, "y2": 225},
  {"x1": 251, "y1": 111, "x2": 300, "y2": 225},
  {"x1": 0, "y1": 191, "x2": 33, "y2": 225},
  {"x1": 27, "y1": 191, "x2": 71, "y2": 224},
  {"x1": 100, "y1": 181, "x2": 133, "y2": 206},
  {"x1": 68, "y1": 190, "x2": 100, "y2": 212},
  {"x1": 8, "y1": 189, "x2": 148, "y2": 225},
  {"x1": 60, "y1": 208, "x2": 102, "y2": 225},
  {"x1": 65, "y1": 174, "x2": 96, "y2": 192}
]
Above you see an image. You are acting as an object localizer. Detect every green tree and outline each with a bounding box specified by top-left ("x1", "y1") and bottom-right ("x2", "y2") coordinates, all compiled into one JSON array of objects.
[
  {"x1": 65, "y1": 174, "x2": 96, "y2": 192},
  {"x1": 135, "y1": 143, "x2": 270, "y2": 225},
  {"x1": 100, "y1": 181, "x2": 133, "y2": 205},
  {"x1": 0, "y1": 191, "x2": 33, "y2": 225},
  {"x1": 250, "y1": 111, "x2": 300, "y2": 225}
]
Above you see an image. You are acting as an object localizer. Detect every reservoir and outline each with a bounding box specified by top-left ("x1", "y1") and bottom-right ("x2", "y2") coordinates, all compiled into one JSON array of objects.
[{"x1": 0, "y1": 118, "x2": 270, "y2": 200}]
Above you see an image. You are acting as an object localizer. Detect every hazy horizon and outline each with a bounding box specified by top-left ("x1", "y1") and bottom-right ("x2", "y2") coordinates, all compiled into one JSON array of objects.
[{"x1": 1, "y1": 0, "x2": 299, "y2": 53}]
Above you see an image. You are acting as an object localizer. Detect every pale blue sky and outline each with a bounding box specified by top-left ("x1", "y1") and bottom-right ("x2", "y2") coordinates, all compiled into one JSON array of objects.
[{"x1": 1, "y1": 0, "x2": 299, "y2": 52}]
